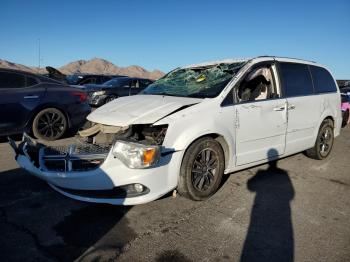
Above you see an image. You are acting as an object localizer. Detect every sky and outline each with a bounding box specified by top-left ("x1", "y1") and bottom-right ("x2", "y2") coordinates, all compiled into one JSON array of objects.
[{"x1": 0, "y1": 0, "x2": 349, "y2": 78}]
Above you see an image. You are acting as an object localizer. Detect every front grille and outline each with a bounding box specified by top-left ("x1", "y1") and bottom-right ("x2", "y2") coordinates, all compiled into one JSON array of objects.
[{"x1": 40, "y1": 143, "x2": 111, "y2": 172}]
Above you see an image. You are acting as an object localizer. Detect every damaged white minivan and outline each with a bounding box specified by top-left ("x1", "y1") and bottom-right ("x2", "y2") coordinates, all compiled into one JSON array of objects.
[{"x1": 10, "y1": 56, "x2": 341, "y2": 205}]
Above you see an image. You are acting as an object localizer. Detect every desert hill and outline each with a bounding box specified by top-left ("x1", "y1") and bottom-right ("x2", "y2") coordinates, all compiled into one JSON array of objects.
[{"x1": 0, "y1": 58, "x2": 165, "y2": 80}]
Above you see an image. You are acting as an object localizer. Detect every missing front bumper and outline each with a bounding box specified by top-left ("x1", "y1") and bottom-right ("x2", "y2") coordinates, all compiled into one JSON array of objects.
[{"x1": 9, "y1": 133, "x2": 112, "y2": 172}]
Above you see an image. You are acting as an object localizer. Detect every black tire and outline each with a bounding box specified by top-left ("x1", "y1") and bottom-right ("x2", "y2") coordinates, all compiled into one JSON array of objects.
[
  {"x1": 305, "y1": 119, "x2": 334, "y2": 160},
  {"x1": 177, "y1": 137, "x2": 225, "y2": 201},
  {"x1": 342, "y1": 110, "x2": 349, "y2": 128},
  {"x1": 32, "y1": 108, "x2": 67, "y2": 141},
  {"x1": 105, "y1": 95, "x2": 117, "y2": 104}
]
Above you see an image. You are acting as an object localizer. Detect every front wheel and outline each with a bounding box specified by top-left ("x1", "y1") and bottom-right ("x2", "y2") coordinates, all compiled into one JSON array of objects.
[
  {"x1": 177, "y1": 137, "x2": 225, "y2": 201},
  {"x1": 305, "y1": 119, "x2": 334, "y2": 160},
  {"x1": 104, "y1": 95, "x2": 117, "y2": 104},
  {"x1": 32, "y1": 108, "x2": 67, "y2": 141}
]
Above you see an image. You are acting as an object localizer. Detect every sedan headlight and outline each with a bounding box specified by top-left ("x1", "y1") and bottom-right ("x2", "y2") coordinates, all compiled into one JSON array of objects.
[
  {"x1": 112, "y1": 141, "x2": 161, "y2": 169},
  {"x1": 93, "y1": 90, "x2": 106, "y2": 96}
]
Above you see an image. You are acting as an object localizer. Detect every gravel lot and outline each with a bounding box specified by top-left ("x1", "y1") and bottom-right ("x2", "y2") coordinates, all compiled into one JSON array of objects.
[{"x1": 0, "y1": 127, "x2": 349, "y2": 262}]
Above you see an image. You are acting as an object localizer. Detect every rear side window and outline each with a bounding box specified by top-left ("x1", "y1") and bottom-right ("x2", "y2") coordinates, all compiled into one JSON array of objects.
[
  {"x1": 0, "y1": 72, "x2": 26, "y2": 88},
  {"x1": 279, "y1": 63, "x2": 313, "y2": 97},
  {"x1": 310, "y1": 66, "x2": 337, "y2": 93}
]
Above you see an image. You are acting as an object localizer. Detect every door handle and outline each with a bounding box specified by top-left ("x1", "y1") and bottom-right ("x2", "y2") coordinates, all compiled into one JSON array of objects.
[
  {"x1": 288, "y1": 104, "x2": 296, "y2": 110},
  {"x1": 24, "y1": 95, "x2": 39, "y2": 99},
  {"x1": 273, "y1": 106, "x2": 285, "y2": 111}
]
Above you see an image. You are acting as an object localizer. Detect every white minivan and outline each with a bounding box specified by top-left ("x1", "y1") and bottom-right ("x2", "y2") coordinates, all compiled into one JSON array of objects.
[{"x1": 11, "y1": 56, "x2": 341, "y2": 205}]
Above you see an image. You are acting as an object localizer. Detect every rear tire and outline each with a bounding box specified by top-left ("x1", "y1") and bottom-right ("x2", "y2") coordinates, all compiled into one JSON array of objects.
[
  {"x1": 342, "y1": 110, "x2": 349, "y2": 127},
  {"x1": 177, "y1": 137, "x2": 225, "y2": 201},
  {"x1": 32, "y1": 108, "x2": 67, "y2": 141},
  {"x1": 305, "y1": 119, "x2": 334, "y2": 160}
]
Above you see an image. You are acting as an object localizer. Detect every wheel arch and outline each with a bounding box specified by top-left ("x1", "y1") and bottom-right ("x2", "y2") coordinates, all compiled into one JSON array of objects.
[
  {"x1": 179, "y1": 133, "x2": 232, "y2": 171},
  {"x1": 26, "y1": 103, "x2": 71, "y2": 132}
]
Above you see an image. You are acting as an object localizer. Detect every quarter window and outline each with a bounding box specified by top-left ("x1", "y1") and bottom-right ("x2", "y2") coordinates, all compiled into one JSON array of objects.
[
  {"x1": 310, "y1": 66, "x2": 337, "y2": 93},
  {"x1": 279, "y1": 63, "x2": 313, "y2": 97},
  {"x1": 0, "y1": 72, "x2": 26, "y2": 88}
]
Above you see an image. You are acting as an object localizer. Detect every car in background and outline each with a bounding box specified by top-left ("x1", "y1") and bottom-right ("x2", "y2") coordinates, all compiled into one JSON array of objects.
[
  {"x1": 66, "y1": 74, "x2": 121, "y2": 86},
  {"x1": 83, "y1": 76, "x2": 154, "y2": 106},
  {"x1": 341, "y1": 93, "x2": 350, "y2": 127},
  {"x1": 45, "y1": 66, "x2": 122, "y2": 86},
  {"x1": 0, "y1": 68, "x2": 91, "y2": 140}
]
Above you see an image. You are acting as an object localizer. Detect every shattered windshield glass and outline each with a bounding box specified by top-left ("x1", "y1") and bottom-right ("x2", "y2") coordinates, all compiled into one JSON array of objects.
[{"x1": 141, "y1": 62, "x2": 245, "y2": 98}]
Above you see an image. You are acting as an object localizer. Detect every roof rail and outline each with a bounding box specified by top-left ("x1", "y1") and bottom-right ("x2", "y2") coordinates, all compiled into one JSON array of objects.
[{"x1": 255, "y1": 55, "x2": 316, "y2": 64}]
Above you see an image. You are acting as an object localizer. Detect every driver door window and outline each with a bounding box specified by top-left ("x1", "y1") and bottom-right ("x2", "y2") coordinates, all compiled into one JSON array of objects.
[{"x1": 237, "y1": 66, "x2": 278, "y2": 103}]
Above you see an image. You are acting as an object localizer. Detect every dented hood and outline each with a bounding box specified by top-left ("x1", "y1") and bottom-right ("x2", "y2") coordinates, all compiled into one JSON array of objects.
[{"x1": 87, "y1": 94, "x2": 202, "y2": 126}]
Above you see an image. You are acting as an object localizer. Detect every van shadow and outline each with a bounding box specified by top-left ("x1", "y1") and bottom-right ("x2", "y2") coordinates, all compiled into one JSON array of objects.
[{"x1": 240, "y1": 149, "x2": 295, "y2": 262}]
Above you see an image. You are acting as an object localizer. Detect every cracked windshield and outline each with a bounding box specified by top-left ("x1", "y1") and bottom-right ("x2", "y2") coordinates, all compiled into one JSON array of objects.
[{"x1": 142, "y1": 62, "x2": 245, "y2": 98}]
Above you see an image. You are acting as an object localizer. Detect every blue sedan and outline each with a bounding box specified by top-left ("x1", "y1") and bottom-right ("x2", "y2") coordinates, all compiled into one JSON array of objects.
[{"x1": 0, "y1": 68, "x2": 91, "y2": 140}]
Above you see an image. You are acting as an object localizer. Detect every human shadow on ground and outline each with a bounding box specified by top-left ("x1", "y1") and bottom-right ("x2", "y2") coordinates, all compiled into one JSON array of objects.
[{"x1": 240, "y1": 149, "x2": 295, "y2": 262}]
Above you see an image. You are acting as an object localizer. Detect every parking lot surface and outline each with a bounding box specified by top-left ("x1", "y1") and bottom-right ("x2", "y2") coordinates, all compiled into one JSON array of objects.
[{"x1": 0, "y1": 128, "x2": 349, "y2": 262}]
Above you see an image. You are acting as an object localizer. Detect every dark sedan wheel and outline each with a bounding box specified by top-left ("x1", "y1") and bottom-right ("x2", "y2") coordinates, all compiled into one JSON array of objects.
[
  {"x1": 32, "y1": 108, "x2": 67, "y2": 141},
  {"x1": 306, "y1": 119, "x2": 334, "y2": 160},
  {"x1": 178, "y1": 137, "x2": 225, "y2": 200},
  {"x1": 105, "y1": 95, "x2": 117, "y2": 104}
]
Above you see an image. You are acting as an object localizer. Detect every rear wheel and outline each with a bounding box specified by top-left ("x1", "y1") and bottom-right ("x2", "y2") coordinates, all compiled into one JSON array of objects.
[
  {"x1": 342, "y1": 110, "x2": 349, "y2": 127},
  {"x1": 305, "y1": 119, "x2": 334, "y2": 160},
  {"x1": 32, "y1": 108, "x2": 67, "y2": 141},
  {"x1": 177, "y1": 137, "x2": 225, "y2": 200}
]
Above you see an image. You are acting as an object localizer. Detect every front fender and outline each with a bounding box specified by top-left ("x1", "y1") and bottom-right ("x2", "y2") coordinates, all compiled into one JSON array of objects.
[{"x1": 161, "y1": 107, "x2": 236, "y2": 170}]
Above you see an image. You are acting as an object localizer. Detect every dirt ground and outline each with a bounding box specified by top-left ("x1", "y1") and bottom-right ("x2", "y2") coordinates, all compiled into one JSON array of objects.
[{"x1": 0, "y1": 127, "x2": 349, "y2": 262}]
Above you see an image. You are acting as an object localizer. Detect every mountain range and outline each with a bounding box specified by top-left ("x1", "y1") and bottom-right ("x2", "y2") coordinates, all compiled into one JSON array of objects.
[{"x1": 0, "y1": 58, "x2": 165, "y2": 80}]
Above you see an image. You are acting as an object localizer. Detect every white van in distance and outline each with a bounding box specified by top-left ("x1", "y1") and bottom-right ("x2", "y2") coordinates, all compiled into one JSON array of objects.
[{"x1": 11, "y1": 56, "x2": 341, "y2": 205}]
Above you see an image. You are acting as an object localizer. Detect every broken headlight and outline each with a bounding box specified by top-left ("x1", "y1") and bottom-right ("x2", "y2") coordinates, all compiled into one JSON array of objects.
[{"x1": 112, "y1": 140, "x2": 161, "y2": 169}]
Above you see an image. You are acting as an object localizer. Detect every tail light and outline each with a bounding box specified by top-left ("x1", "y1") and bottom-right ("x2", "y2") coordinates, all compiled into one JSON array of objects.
[{"x1": 71, "y1": 91, "x2": 88, "y2": 102}]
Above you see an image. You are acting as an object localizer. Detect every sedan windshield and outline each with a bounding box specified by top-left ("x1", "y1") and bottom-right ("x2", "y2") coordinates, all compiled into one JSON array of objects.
[
  {"x1": 103, "y1": 78, "x2": 128, "y2": 87},
  {"x1": 141, "y1": 62, "x2": 245, "y2": 98},
  {"x1": 66, "y1": 75, "x2": 82, "y2": 85}
]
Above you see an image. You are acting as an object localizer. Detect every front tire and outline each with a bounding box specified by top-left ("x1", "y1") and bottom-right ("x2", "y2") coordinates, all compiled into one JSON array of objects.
[
  {"x1": 177, "y1": 137, "x2": 225, "y2": 201},
  {"x1": 305, "y1": 119, "x2": 334, "y2": 160},
  {"x1": 104, "y1": 95, "x2": 117, "y2": 104},
  {"x1": 32, "y1": 108, "x2": 67, "y2": 141}
]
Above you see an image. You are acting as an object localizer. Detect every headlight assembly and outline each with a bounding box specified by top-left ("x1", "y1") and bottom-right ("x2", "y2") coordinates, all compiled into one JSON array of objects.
[
  {"x1": 93, "y1": 90, "x2": 106, "y2": 96},
  {"x1": 112, "y1": 141, "x2": 161, "y2": 169}
]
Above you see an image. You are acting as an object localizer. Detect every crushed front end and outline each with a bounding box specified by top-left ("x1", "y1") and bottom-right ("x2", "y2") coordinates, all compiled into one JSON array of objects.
[{"x1": 9, "y1": 123, "x2": 181, "y2": 205}]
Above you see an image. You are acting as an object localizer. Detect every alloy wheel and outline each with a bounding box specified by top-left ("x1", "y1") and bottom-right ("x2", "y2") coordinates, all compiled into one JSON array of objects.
[
  {"x1": 319, "y1": 126, "x2": 333, "y2": 157},
  {"x1": 191, "y1": 148, "x2": 218, "y2": 191},
  {"x1": 37, "y1": 111, "x2": 66, "y2": 139}
]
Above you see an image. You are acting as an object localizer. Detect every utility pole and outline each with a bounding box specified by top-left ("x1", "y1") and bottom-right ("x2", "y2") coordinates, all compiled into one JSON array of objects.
[{"x1": 38, "y1": 38, "x2": 41, "y2": 73}]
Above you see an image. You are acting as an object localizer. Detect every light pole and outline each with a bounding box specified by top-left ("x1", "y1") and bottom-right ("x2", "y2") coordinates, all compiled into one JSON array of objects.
[{"x1": 38, "y1": 38, "x2": 41, "y2": 73}]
